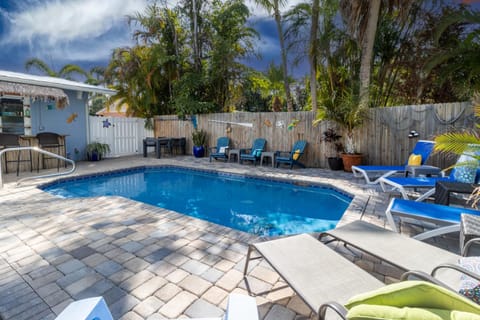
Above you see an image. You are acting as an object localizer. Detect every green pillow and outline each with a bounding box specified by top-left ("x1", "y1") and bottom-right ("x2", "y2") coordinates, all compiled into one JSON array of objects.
[
  {"x1": 347, "y1": 304, "x2": 480, "y2": 320},
  {"x1": 345, "y1": 281, "x2": 480, "y2": 314}
]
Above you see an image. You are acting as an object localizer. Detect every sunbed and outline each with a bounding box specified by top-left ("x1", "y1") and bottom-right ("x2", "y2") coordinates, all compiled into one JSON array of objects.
[
  {"x1": 351, "y1": 140, "x2": 435, "y2": 184},
  {"x1": 385, "y1": 197, "x2": 480, "y2": 240},
  {"x1": 244, "y1": 220, "x2": 479, "y2": 319}
]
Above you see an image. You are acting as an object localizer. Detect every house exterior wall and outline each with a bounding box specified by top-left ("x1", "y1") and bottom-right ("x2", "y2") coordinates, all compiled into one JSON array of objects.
[{"x1": 30, "y1": 90, "x2": 88, "y2": 161}]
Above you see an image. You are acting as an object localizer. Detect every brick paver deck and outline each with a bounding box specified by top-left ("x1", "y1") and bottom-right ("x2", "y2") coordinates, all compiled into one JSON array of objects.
[{"x1": 0, "y1": 155, "x2": 460, "y2": 319}]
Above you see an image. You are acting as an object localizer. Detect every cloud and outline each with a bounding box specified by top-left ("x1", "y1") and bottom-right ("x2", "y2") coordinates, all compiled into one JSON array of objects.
[{"x1": 2, "y1": 0, "x2": 147, "y2": 46}]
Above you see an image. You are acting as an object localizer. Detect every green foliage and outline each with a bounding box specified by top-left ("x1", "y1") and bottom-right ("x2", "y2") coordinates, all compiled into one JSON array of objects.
[
  {"x1": 192, "y1": 129, "x2": 207, "y2": 146},
  {"x1": 86, "y1": 142, "x2": 111, "y2": 158}
]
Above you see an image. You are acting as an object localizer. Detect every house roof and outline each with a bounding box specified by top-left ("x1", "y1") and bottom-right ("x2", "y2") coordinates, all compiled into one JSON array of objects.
[{"x1": 0, "y1": 69, "x2": 116, "y2": 95}]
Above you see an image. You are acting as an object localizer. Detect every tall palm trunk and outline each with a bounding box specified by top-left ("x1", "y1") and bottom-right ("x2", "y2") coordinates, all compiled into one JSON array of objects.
[
  {"x1": 273, "y1": 0, "x2": 293, "y2": 112},
  {"x1": 309, "y1": 0, "x2": 320, "y2": 113},
  {"x1": 359, "y1": 0, "x2": 381, "y2": 108}
]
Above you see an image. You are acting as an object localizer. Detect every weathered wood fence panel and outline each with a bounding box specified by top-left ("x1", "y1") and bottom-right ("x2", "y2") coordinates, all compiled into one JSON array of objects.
[{"x1": 154, "y1": 102, "x2": 473, "y2": 169}]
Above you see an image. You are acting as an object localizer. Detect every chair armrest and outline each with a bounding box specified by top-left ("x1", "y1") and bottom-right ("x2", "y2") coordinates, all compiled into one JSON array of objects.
[
  {"x1": 318, "y1": 301, "x2": 348, "y2": 320},
  {"x1": 275, "y1": 151, "x2": 290, "y2": 157},
  {"x1": 462, "y1": 237, "x2": 480, "y2": 256},
  {"x1": 431, "y1": 263, "x2": 480, "y2": 282},
  {"x1": 240, "y1": 148, "x2": 252, "y2": 154}
]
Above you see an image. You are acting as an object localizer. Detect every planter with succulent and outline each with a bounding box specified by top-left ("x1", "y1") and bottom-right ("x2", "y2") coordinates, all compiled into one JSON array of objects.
[
  {"x1": 322, "y1": 128, "x2": 344, "y2": 170},
  {"x1": 192, "y1": 129, "x2": 207, "y2": 158},
  {"x1": 86, "y1": 142, "x2": 110, "y2": 161}
]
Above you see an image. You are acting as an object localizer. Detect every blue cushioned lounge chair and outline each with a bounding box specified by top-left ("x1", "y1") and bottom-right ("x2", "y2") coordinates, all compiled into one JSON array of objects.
[
  {"x1": 239, "y1": 138, "x2": 266, "y2": 166},
  {"x1": 385, "y1": 198, "x2": 480, "y2": 241},
  {"x1": 209, "y1": 136, "x2": 230, "y2": 162},
  {"x1": 275, "y1": 140, "x2": 308, "y2": 169},
  {"x1": 379, "y1": 151, "x2": 480, "y2": 201},
  {"x1": 352, "y1": 140, "x2": 435, "y2": 184}
]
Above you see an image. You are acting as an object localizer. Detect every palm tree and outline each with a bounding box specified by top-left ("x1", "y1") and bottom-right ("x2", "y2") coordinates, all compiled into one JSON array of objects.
[
  {"x1": 25, "y1": 58, "x2": 90, "y2": 81},
  {"x1": 254, "y1": 0, "x2": 293, "y2": 111}
]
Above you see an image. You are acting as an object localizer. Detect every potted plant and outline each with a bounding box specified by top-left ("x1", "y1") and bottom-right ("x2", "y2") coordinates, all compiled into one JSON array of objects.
[
  {"x1": 192, "y1": 129, "x2": 207, "y2": 158},
  {"x1": 86, "y1": 142, "x2": 110, "y2": 161},
  {"x1": 314, "y1": 88, "x2": 368, "y2": 172},
  {"x1": 322, "y1": 128, "x2": 344, "y2": 170}
]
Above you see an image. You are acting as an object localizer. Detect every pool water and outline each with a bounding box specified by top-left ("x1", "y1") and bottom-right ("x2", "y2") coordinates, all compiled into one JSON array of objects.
[{"x1": 41, "y1": 167, "x2": 352, "y2": 236}]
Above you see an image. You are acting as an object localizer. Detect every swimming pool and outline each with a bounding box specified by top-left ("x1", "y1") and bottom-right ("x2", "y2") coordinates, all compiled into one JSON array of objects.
[{"x1": 41, "y1": 166, "x2": 352, "y2": 236}]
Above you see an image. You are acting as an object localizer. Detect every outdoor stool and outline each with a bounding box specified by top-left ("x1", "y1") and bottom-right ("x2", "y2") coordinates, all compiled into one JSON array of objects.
[
  {"x1": 0, "y1": 133, "x2": 33, "y2": 176},
  {"x1": 36, "y1": 132, "x2": 64, "y2": 172}
]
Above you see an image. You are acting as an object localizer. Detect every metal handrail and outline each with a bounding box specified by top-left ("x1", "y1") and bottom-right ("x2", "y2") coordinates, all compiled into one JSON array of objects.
[{"x1": 0, "y1": 146, "x2": 76, "y2": 188}]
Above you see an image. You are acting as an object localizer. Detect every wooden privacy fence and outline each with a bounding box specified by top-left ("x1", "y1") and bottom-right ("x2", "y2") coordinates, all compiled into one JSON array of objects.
[{"x1": 154, "y1": 101, "x2": 473, "y2": 169}]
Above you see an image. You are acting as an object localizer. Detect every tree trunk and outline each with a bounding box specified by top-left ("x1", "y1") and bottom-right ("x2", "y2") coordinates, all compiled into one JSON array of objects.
[
  {"x1": 309, "y1": 0, "x2": 320, "y2": 113},
  {"x1": 359, "y1": 0, "x2": 380, "y2": 108},
  {"x1": 274, "y1": 1, "x2": 293, "y2": 112}
]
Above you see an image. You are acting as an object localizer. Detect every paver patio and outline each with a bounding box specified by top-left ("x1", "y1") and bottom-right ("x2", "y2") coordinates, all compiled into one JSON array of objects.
[{"x1": 0, "y1": 155, "x2": 460, "y2": 319}]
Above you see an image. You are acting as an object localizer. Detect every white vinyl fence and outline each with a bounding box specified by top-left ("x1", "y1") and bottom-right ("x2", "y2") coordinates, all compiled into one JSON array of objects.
[{"x1": 89, "y1": 116, "x2": 154, "y2": 157}]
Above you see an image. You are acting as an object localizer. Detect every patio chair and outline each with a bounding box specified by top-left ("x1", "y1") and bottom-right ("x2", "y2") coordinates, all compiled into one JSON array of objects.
[
  {"x1": 318, "y1": 280, "x2": 480, "y2": 320},
  {"x1": 275, "y1": 140, "x2": 308, "y2": 169},
  {"x1": 239, "y1": 138, "x2": 266, "y2": 165},
  {"x1": 351, "y1": 140, "x2": 435, "y2": 184},
  {"x1": 55, "y1": 294, "x2": 259, "y2": 320},
  {"x1": 385, "y1": 198, "x2": 480, "y2": 241},
  {"x1": 379, "y1": 151, "x2": 480, "y2": 201},
  {"x1": 209, "y1": 136, "x2": 230, "y2": 162}
]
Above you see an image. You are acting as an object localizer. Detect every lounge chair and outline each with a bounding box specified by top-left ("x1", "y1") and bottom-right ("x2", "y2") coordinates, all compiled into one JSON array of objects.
[
  {"x1": 55, "y1": 294, "x2": 259, "y2": 320},
  {"x1": 275, "y1": 140, "x2": 308, "y2": 169},
  {"x1": 239, "y1": 138, "x2": 266, "y2": 165},
  {"x1": 318, "y1": 280, "x2": 480, "y2": 320},
  {"x1": 379, "y1": 152, "x2": 480, "y2": 201},
  {"x1": 351, "y1": 140, "x2": 435, "y2": 184},
  {"x1": 385, "y1": 198, "x2": 480, "y2": 241},
  {"x1": 245, "y1": 220, "x2": 480, "y2": 319},
  {"x1": 209, "y1": 136, "x2": 230, "y2": 162}
]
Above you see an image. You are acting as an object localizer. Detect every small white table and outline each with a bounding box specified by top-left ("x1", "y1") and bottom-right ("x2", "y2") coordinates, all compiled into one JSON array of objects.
[
  {"x1": 228, "y1": 149, "x2": 240, "y2": 163},
  {"x1": 260, "y1": 152, "x2": 276, "y2": 167}
]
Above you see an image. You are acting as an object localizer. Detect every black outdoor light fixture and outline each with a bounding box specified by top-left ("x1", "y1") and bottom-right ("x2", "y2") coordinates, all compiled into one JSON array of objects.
[{"x1": 408, "y1": 130, "x2": 419, "y2": 138}]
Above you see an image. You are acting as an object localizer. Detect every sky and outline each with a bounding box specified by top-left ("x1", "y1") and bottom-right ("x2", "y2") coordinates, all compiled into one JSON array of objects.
[{"x1": 0, "y1": 0, "x2": 304, "y2": 80}]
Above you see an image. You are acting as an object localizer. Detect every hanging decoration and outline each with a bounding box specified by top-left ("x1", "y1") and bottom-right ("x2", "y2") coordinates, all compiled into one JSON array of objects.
[
  {"x1": 287, "y1": 119, "x2": 300, "y2": 131},
  {"x1": 102, "y1": 119, "x2": 112, "y2": 128},
  {"x1": 208, "y1": 119, "x2": 253, "y2": 128},
  {"x1": 264, "y1": 119, "x2": 272, "y2": 127},
  {"x1": 191, "y1": 115, "x2": 198, "y2": 129}
]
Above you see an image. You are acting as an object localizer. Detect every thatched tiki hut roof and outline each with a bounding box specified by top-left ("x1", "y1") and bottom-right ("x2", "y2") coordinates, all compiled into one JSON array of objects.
[{"x1": 0, "y1": 81, "x2": 69, "y2": 109}]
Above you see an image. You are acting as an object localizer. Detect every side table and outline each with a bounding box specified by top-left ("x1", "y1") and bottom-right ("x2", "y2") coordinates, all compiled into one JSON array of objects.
[
  {"x1": 460, "y1": 213, "x2": 480, "y2": 256},
  {"x1": 260, "y1": 151, "x2": 276, "y2": 168},
  {"x1": 228, "y1": 149, "x2": 240, "y2": 163},
  {"x1": 434, "y1": 181, "x2": 477, "y2": 205},
  {"x1": 405, "y1": 165, "x2": 443, "y2": 177}
]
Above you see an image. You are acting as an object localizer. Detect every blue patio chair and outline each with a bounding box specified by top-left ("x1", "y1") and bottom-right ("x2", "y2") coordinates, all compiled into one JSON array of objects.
[
  {"x1": 209, "y1": 136, "x2": 230, "y2": 162},
  {"x1": 352, "y1": 140, "x2": 435, "y2": 184},
  {"x1": 239, "y1": 138, "x2": 266, "y2": 166},
  {"x1": 275, "y1": 140, "x2": 308, "y2": 169},
  {"x1": 385, "y1": 197, "x2": 480, "y2": 241},
  {"x1": 379, "y1": 149, "x2": 480, "y2": 202}
]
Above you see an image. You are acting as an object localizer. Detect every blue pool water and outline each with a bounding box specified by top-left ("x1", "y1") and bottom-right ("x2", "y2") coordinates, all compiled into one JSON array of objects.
[{"x1": 41, "y1": 167, "x2": 351, "y2": 236}]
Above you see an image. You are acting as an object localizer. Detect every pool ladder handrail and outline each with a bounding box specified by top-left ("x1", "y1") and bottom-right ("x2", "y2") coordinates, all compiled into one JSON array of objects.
[{"x1": 0, "y1": 146, "x2": 76, "y2": 188}]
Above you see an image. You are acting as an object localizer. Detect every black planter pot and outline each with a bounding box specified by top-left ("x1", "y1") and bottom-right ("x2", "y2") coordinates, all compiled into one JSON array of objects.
[
  {"x1": 193, "y1": 145, "x2": 205, "y2": 158},
  {"x1": 327, "y1": 157, "x2": 343, "y2": 170},
  {"x1": 87, "y1": 151, "x2": 102, "y2": 161}
]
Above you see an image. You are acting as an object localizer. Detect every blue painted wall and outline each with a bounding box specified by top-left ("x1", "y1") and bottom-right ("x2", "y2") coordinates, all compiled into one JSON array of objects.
[{"x1": 30, "y1": 90, "x2": 88, "y2": 161}]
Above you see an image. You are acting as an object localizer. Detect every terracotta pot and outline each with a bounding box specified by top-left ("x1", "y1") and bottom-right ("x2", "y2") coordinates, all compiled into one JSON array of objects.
[{"x1": 341, "y1": 153, "x2": 362, "y2": 172}]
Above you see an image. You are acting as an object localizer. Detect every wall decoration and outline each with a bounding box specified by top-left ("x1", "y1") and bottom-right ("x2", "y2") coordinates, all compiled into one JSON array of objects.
[
  {"x1": 264, "y1": 119, "x2": 272, "y2": 127},
  {"x1": 66, "y1": 113, "x2": 78, "y2": 124},
  {"x1": 287, "y1": 119, "x2": 300, "y2": 131},
  {"x1": 276, "y1": 120, "x2": 285, "y2": 128},
  {"x1": 102, "y1": 119, "x2": 112, "y2": 128},
  {"x1": 208, "y1": 119, "x2": 253, "y2": 128}
]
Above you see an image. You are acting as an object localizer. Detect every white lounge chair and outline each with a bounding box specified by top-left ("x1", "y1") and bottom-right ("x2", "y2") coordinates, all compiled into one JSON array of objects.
[{"x1": 351, "y1": 140, "x2": 435, "y2": 184}]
